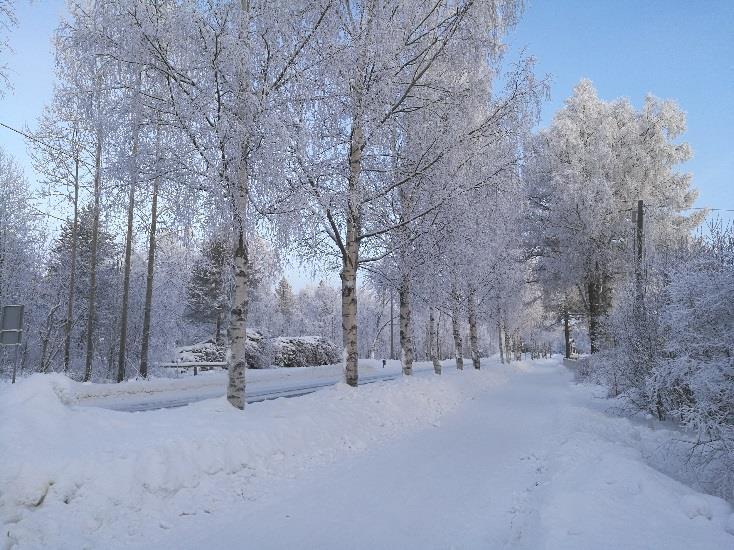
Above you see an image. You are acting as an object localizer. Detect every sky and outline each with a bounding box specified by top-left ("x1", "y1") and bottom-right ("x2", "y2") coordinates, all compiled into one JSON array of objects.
[
  {"x1": 0, "y1": 0, "x2": 733, "y2": 287},
  {"x1": 505, "y1": 0, "x2": 734, "y2": 215}
]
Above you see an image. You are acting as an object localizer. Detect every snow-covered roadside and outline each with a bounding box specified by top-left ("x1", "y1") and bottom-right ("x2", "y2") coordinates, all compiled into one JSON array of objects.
[
  {"x1": 0, "y1": 366, "x2": 503, "y2": 549},
  {"x1": 530, "y1": 372, "x2": 734, "y2": 549},
  {"x1": 39, "y1": 359, "x2": 428, "y2": 410}
]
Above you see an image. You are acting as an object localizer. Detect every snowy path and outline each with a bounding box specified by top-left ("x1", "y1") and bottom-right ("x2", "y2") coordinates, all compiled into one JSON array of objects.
[{"x1": 132, "y1": 360, "x2": 733, "y2": 550}]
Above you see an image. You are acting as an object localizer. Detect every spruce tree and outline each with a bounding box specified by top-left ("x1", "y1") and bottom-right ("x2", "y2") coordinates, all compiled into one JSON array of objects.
[{"x1": 186, "y1": 237, "x2": 229, "y2": 344}]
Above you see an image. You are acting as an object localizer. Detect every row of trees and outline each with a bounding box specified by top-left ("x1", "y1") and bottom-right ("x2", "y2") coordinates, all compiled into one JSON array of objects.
[
  {"x1": 1, "y1": 0, "x2": 548, "y2": 409},
  {"x1": 4, "y1": 3, "x2": 726, "y2": 485}
]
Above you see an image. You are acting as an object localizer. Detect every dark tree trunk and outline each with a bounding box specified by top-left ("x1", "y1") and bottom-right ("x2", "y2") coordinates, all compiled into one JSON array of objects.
[
  {"x1": 139, "y1": 152, "x2": 160, "y2": 379},
  {"x1": 564, "y1": 307, "x2": 571, "y2": 359}
]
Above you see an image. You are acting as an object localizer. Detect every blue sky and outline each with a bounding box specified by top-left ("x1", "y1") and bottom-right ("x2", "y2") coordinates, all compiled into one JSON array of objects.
[
  {"x1": 506, "y1": 0, "x2": 734, "y2": 216},
  {"x1": 1, "y1": 0, "x2": 733, "y2": 221}
]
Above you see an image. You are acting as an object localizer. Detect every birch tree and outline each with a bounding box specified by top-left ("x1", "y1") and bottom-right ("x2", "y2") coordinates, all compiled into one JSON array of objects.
[
  {"x1": 526, "y1": 79, "x2": 699, "y2": 353},
  {"x1": 0, "y1": 0, "x2": 16, "y2": 95},
  {"x1": 123, "y1": 0, "x2": 331, "y2": 407},
  {"x1": 296, "y1": 0, "x2": 531, "y2": 385}
]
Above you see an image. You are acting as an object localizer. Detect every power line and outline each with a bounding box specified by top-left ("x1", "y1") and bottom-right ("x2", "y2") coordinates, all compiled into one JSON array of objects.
[
  {"x1": 0, "y1": 120, "x2": 95, "y2": 169},
  {"x1": 647, "y1": 205, "x2": 734, "y2": 212},
  {"x1": 619, "y1": 205, "x2": 734, "y2": 213}
]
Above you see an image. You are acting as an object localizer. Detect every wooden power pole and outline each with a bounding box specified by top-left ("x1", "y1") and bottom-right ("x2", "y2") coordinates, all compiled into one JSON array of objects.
[{"x1": 636, "y1": 199, "x2": 644, "y2": 295}]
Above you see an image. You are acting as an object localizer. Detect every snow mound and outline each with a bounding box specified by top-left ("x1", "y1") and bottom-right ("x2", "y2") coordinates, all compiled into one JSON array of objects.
[
  {"x1": 682, "y1": 494, "x2": 713, "y2": 520},
  {"x1": 0, "y1": 369, "x2": 503, "y2": 549},
  {"x1": 534, "y1": 394, "x2": 734, "y2": 549}
]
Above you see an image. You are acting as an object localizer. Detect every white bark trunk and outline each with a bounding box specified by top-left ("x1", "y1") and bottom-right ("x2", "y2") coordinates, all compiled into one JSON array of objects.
[
  {"x1": 340, "y1": 253, "x2": 358, "y2": 387},
  {"x1": 504, "y1": 322, "x2": 511, "y2": 363},
  {"x1": 399, "y1": 275, "x2": 413, "y2": 376},
  {"x1": 429, "y1": 306, "x2": 441, "y2": 375},
  {"x1": 497, "y1": 316, "x2": 504, "y2": 364},
  {"x1": 341, "y1": 108, "x2": 364, "y2": 387},
  {"x1": 228, "y1": 228, "x2": 249, "y2": 409},
  {"x1": 451, "y1": 288, "x2": 463, "y2": 371},
  {"x1": 467, "y1": 287, "x2": 480, "y2": 370},
  {"x1": 226, "y1": 0, "x2": 253, "y2": 409}
]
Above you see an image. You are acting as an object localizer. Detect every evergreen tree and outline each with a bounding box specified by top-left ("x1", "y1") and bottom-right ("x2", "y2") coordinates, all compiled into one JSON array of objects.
[
  {"x1": 274, "y1": 277, "x2": 295, "y2": 336},
  {"x1": 48, "y1": 204, "x2": 120, "y2": 376},
  {"x1": 186, "y1": 237, "x2": 229, "y2": 344}
]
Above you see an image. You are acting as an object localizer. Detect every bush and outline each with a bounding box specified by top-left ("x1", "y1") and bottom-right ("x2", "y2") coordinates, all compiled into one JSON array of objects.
[
  {"x1": 272, "y1": 336, "x2": 340, "y2": 368},
  {"x1": 585, "y1": 222, "x2": 734, "y2": 500},
  {"x1": 174, "y1": 330, "x2": 273, "y2": 369}
]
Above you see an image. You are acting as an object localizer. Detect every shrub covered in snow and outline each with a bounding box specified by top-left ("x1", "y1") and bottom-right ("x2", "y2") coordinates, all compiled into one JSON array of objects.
[
  {"x1": 271, "y1": 336, "x2": 340, "y2": 368},
  {"x1": 174, "y1": 330, "x2": 272, "y2": 369},
  {"x1": 582, "y1": 222, "x2": 734, "y2": 500},
  {"x1": 175, "y1": 340, "x2": 226, "y2": 363}
]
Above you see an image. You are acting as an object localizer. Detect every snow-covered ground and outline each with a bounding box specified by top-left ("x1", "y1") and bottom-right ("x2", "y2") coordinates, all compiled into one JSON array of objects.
[
  {"x1": 2, "y1": 358, "x2": 733, "y2": 549},
  {"x1": 62, "y1": 359, "x2": 429, "y2": 411}
]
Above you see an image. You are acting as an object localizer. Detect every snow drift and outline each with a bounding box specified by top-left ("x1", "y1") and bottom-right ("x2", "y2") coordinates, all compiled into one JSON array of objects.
[{"x1": 0, "y1": 369, "x2": 503, "y2": 549}]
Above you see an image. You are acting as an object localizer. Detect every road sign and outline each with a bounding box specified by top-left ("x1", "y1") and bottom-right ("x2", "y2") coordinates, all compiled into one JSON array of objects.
[{"x1": 0, "y1": 305, "x2": 24, "y2": 346}]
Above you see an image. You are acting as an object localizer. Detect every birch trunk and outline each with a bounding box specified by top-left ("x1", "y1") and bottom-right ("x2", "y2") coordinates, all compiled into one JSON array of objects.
[
  {"x1": 340, "y1": 230, "x2": 359, "y2": 387},
  {"x1": 139, "y1": 136, "x2": 160, "y2": 379},
  {"x1": 116, "y1": 113, "x2": 140, "y2": 383},
  {"x1": 587, "y1": 280, "x2": 601, "y2": 354},
  {"x1": 467, "y1": 287, "x2": 480, "y2": 370},
  {"x1": 225, "y1": 0, "x2": 254, "y2": 409},
  {"x1": 226, "y1": 158, "x2": 250, "y2": 406},
  {"x1": 228, "y1": 227, "x2": 249, "y2": 408},
  {"x1": 436, "y1": 310, "x2": 442, "y2": 360},
  {"x1": 340, "y1": 249, "x2": 358, "y2": 386},
  {"x1": 63, "y1": 154, "x2": 79, "y2": 373},
  {"x1": 83, "y1": 131, "x2": 103, "y2": 382},
  {"x1": 399, "y1": 275, "x2": 413, "y2": 376},
  {"x1": 504, "y1": 323, "x2": 511, "y2": 363},
  {"x1": 340, "y1": 112, "x2": 363, "y2": 387},
  {"x1": 515, "y1": 334, "x2": 522, "y2": 360},
  {"x1": 40, "y1": 303, "x2": 61, "y2": 373},
  {"x1": 429, "y1": 306, "x2": 441, "y2": 374},
  {"x1": 563, "y1": 306, "x2": 571, "y2": 359},
  {"x1": 497, "y1": 319, "x2": 504, "y2": 364},
  {"x1": 451, "y1": 289, "x2": 463, "y2": 370}
]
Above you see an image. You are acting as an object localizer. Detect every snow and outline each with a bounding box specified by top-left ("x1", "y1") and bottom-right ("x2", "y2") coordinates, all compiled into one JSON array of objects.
[
  {"x1": 0, "y1": 361, "x2": 492, "y2": 549},
  {"x1": 47, "y1": 359, "x2": 424, "y2": 410},
  {"x1": 1, "y1": 358, "x2": 732, "y2": 549}
]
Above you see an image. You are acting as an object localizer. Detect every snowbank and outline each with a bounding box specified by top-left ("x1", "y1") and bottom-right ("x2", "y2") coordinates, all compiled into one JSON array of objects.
[
  {"x1": 11, "y1": 359, "x2": 411, "y2": 410},
  {"x1": 535, "y1": 400, "x2": 734, "y2": 548},
  {"x1": 0, "y1": 369, "x2": 503, "y2": 549}
]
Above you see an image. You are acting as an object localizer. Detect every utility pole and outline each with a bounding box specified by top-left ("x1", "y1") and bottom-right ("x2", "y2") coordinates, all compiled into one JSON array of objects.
[
  {"x1": 636, "y1": 200, "x2": 644, "y2": 266},
  {"x1": 389, "y1": 291, "x2": 394, "y2": 360},
  {"x1": 635, "y1": 199, "x2": 644, "y2": 296}
]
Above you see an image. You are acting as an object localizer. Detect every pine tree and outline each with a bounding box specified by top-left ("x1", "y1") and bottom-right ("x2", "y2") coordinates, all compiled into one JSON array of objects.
[
  {"x1": 274, "y1": 277, "x2": 294, "y2": 336},
  {"x1": 48, "y1": 204, "x2": 119, "y2": 376},
  {"x1": 186, "y1": 237, "x2": 229, "y2": 344}
]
